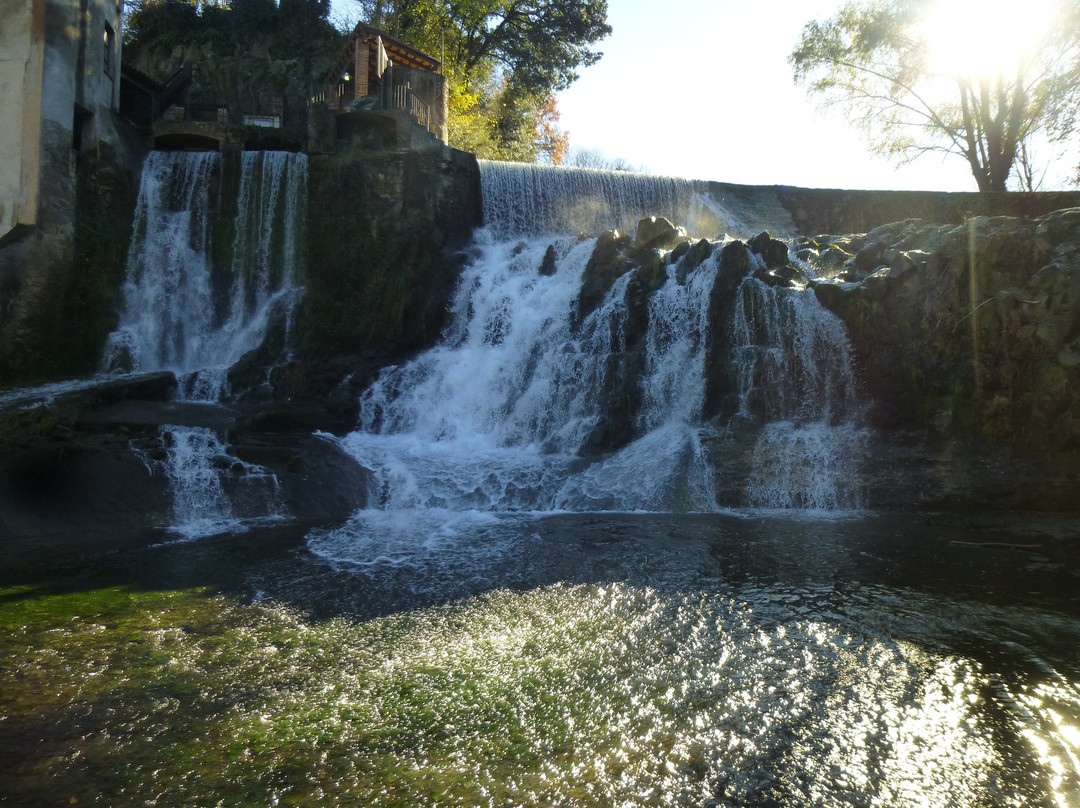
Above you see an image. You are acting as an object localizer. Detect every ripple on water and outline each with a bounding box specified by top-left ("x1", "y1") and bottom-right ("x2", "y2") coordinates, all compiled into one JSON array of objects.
[{"x1": 2, "y1": 580, "x2": 1077, "y2": 807}]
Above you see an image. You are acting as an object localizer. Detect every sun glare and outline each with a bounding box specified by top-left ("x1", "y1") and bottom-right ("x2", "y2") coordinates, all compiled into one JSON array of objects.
[{"x1": 920, "y1": 0, "x2": 1061, "y2": 79}]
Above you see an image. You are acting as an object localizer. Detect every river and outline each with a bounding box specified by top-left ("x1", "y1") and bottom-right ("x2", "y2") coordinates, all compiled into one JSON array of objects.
[{"x1": 3, "y1": 511, "x2": 1079, "y2": 807}]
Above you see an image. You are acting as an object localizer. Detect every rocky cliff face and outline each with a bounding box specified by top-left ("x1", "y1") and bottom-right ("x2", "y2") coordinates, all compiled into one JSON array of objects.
[
  {"x1": 566, "y1": 210, "x2": 1080, "y2": 511},
  {"x1": 805, "y1": 210, "x2": 1080, "y2": 510}
]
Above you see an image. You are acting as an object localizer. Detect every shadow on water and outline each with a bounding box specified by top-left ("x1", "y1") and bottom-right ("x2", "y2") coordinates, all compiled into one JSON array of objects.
[{"x1": 4, "y1": 510, "x2": 1080, "y2": 625}]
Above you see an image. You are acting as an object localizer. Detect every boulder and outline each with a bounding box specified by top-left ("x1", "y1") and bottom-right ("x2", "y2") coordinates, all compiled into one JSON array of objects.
[
  {"x1": 577, "y1": 228, "x2": 632, "y2": 322},
  {"x1": 634, "y1": 216, "x2": 687, "y2": 251},
  {"x1": 539, "y1": 244, "x2": 558, "y2": 276},
  {"x1": 44, "y1": 371, "x2": 178, "y2": 412},
  {"x1": 634, "y1": 249, "x2": 668, "y2": 291},
  {"x1": 669, "y1": 239, "x2": 693, "y2": 264},
  {"x1": 747, "y1": 231, "x2": 790, "y2": 269}
]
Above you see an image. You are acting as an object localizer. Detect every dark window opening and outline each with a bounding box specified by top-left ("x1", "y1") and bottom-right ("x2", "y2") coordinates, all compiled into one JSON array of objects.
[{"x1": 103, "y1": 23, "x2": 115, "y2": 77}]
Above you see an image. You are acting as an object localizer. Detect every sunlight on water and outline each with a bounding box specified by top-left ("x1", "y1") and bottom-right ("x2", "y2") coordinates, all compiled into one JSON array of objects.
[{"x1": 3, "y1": 579, "x2": 1076, "y2": 807}]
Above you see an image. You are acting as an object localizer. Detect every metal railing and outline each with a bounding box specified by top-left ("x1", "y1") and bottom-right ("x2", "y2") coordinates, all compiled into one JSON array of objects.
[{"x1": 392, "y1": 85, "x2": 431, "y2": 130}]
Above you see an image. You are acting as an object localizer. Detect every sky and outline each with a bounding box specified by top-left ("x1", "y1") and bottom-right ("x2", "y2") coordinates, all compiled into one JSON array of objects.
[
  {"x1": 332, "y1": 0, "x2": 1076, "y2": 192},
  {"x1": 556, "y1": 0, "x2": 979, "y2": 191}
]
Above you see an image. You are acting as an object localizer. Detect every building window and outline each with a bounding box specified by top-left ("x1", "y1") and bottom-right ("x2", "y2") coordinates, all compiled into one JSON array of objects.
[{"x1": 103, "y1": 23, "x2": 115, "y2": 77}]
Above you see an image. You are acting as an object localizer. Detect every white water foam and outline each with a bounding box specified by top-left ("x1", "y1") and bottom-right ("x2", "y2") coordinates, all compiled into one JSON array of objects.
[
  {"x1": 312, "y1": 234, "x2": 730, "y2": 565},
  {"x1": 105, "y1": 150, "x2": 306, "y2": 401},
  {"x1": 105, "y1": 150, "x2": 306, "y2": 539},
  {"x1": 731, "y1": 275, "x2": 865, "y2": 510},
  {"x1": 311, "y1": 166, "x2": 868, "y2": 566}
]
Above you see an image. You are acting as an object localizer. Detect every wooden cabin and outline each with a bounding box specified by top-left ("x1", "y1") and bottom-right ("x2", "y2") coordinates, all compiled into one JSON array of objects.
[{"x1": 326, "y1": 22, "x2": 448, "y2": 144}]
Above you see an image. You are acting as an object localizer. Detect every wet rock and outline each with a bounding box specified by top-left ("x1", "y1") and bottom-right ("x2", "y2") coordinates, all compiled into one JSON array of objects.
[
  {"x1": 816, "y1": 243, "x2": 854, "y2": 272},
  {"x1": 675, "y1": 238, "x2": 717, "y2": 284},
  {"x1": 747, "y1": 231, "x2": 789, "y2": 269},
  {"x1": 702, "y1": 241, "x2": 756, "y2": 421},
  {"x1": 669, "y1": 239, "x2": 693, "y2": 263},
  {"x1": 766, "y1": 264, "x2": 809, "y2": 287},
  {"x1": 44, "y1": 371, "x2": 178, "y2": 412},
  {"x1": 717, "y1": 240, "x2": 753, "y2": 278},
  {"x1": 634, "y1": 216, "x2": 687, "y2": 250},
  {"x1": 539, "y1": 244, "x2": 558, "y2": 276},
  {"x1": 228, "y1": 295, "x2": 294, "y2": 401},
  {"x1": 633, "y1": 249, "x2": 668, "y2": 291},
  {"x1": 577, "y1": 228, "x2": 632, "y2": 322},
  {"x1": 211, "y1": 454, "x2": 236, "y2": 470},
  {"x1": 884, "y1": 248, "x2": 924, "y2": 279},
  {"x1": 684, "y1": 238, "x2": 716, "y2": 272}
]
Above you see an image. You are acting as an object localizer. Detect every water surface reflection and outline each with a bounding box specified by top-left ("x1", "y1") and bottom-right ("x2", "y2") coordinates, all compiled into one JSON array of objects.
[{"x1": 2, "y1": 512, "x2": 1078, "y2": 807}]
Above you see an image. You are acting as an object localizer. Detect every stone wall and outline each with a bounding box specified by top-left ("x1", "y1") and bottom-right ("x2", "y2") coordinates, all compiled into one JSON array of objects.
[
  {"x1": 224, "y1": 138, "x2": 485, "y2": 431},
  {"x1": 0, "y1": 135, "x2": 144, "y2": 386},
  {"x1": 777, "y1": 186, "x2": 1080, "y2": 236}
]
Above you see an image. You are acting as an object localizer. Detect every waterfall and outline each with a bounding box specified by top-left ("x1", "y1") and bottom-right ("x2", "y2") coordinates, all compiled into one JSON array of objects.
[
  {"x1": 105, "y1": 150, "x2": 307, "y2": 538},
  {"x1": 315, "y1": 160, "x2": 864, "y2": 562},
  {"x1": 105, "y1": 150, "x2": 307, "y2": 400},
  {"x1": 479, "y1": 160, "x2": 724, "y2": 238},
  {"x1": 731, "y1": 276, "x2": 864, "y2": 509}
]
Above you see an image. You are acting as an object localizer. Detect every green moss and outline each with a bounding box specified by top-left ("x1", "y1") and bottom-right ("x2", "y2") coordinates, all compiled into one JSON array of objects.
[
  {"x1": 0, "y1": 582, "x2": 687, "y2": 807},
  {"x1": 297, "y1": 149, "x2": 477, "y2": 361},
  {"x1": 0, "y1": 407, "x2": 72, "y2": 442}
]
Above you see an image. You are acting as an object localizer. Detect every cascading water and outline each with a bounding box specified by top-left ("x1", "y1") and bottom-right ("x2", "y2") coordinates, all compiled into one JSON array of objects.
[
  {"x1": 105, "y1": 150, "x2": 306, "y2": 399},
  {"x1": 105, "y1": 149, "x2": 307, "y2": 538},
  {"x1": 480, "y1": 160, "x2": 726, "y2": 238},
  {"x1": 10, "y1": 161, "x2": 1078, "y2": 808},
  {"x1": 732, "y1": 275, "x2": 864, "y2": 509},
  {"x1": 311, "y1": 163, "x2": 865, "y2": 569}
]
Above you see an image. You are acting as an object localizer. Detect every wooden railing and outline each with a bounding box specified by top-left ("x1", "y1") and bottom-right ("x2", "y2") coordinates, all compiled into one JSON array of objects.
[{"x1": 309, "y1": 66, "x2": 444, "y2": 141}]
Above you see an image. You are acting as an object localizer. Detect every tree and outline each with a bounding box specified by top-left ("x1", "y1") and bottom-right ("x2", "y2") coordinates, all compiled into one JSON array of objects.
[
  {"x1": 125, "y1": 0, "x2": 334, "y2": 47},
  {"x1": 790, "y1": 0, "x2": 1080, "y2": 191},
  {"x1": 352, "y1": 0, "x2": 609, "y2": 158},
  {"x1": 566, "y1": 146, "x2": 636, "y2": 171},
  {"x1": 535, "y1": 96, "x2": 569, "y2": 165},
  {"x1": 359, "y1": 0, "x2": 610, "y2": 96}
]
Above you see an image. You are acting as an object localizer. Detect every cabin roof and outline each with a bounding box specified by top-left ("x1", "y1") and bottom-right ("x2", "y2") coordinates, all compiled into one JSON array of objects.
[{"x1": 329, "y1": 21, "x2": 442, "y2": 80}]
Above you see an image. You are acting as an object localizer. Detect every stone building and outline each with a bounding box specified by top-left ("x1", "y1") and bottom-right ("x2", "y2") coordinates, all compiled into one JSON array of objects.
[
  {"x1": 0, "y1": 0, "x2": 127, "y2": 242},
  {"x1": 0, "y1": 0, "x2": 141, "y2": 383},
  {"x1": 324, "y1": 21, "x2": 448, "y2": 146}
]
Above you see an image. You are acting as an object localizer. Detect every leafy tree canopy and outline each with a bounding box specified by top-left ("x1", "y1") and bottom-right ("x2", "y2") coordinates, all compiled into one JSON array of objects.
[
  {"x1": 125, "y1": 0, "x2": 336, "y2": 48},
  {"x1": 358, "y1": 0, "x2": 610, "y2": 98},
  {"x1": 791, "y1": 0, "x2": 1080, "y2": 191},
  {"x1": 353, "y1": 0, "x2": 609, "y2": 160}
]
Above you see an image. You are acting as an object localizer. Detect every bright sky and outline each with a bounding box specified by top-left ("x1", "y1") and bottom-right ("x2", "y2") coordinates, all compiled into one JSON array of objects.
[
  {"x1": 332, "y1": 0, "x2": 1075, "y2": 192},
  {"x1": 557, "y1": 0, "x2": 1080, "y2": 192},
  {"x1": 556, "y1": 0, "x2": 983, "y2": 191}
]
